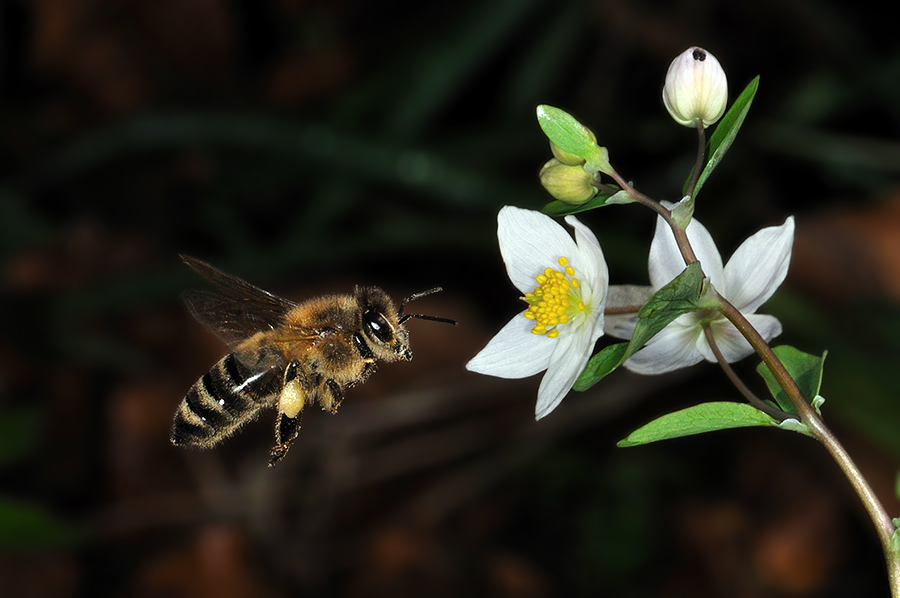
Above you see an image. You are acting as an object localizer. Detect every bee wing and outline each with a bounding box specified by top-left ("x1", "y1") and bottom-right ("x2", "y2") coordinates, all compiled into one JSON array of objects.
[{"x1": 181, "y1": 255, "x2": 297, "y2": 347}]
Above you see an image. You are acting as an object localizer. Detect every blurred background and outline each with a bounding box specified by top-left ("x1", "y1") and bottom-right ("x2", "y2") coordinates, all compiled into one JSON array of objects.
[{"x1": 2, "y1": 0, "x2": 900, "y2": 596}]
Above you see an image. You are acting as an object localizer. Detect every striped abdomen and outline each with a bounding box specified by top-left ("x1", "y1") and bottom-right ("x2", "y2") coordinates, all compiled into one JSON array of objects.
[{"x1": 171, "y1": 353, "x2": 281, "y2": 448}]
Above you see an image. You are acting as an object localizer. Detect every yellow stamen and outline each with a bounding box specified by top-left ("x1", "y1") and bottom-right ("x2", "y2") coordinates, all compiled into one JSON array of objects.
[{"x1": 521, "y1": 255, "x2": 588, "y2": 338}]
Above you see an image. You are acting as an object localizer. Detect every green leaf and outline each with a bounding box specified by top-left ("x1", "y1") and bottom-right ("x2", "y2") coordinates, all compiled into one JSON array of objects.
[
  {"x1": 629, "y1": 262, "x2": 704, "y2": 351},
  {"x1": 572, "y1": 343, "x2": 628, "y2": 391},
  {"x1": 536, "y1": 105, "x2": 594, "y2": 156},
  {"x1": 542, "y1": 189, "x2": 618, "y2": 216},
  {"x1": 0, "y1": 496, "x2": 82, "y2": 551},
  {"x1": 756, "y1": 345, "x2": 826, "y2": 415},
  {"x1": 618, "y1": 402, "x2": 777, "y2": 447},
  {"x1": 574, "y1": 262, "x2": 705, "y2": 390},
  {"x1": 687, "y1": 76, "x2": 760, "y2": 199}
]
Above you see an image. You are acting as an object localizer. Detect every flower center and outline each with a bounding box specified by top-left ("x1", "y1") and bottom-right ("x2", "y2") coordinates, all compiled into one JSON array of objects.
[{"x1": 522, "y1": 256, "x2": 587, "y2": 338}]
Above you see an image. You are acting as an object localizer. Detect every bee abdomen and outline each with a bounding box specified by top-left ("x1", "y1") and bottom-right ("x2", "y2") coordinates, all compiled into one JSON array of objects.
[{"x1": 171, "y1": 353, "x2": 278, "y2": 448}]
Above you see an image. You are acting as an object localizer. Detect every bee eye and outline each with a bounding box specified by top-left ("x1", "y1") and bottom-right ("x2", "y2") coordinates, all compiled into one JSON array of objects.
[{"x1": 364, "y1": 311, "x2": 394, "y2": 344}]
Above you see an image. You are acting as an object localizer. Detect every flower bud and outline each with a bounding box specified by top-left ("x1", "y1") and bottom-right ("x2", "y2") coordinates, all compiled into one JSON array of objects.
[
  {"x1": 549, "y1": 125, "x2": 596, "y2": 166},
  {"x1": 662, "y1": 47, "x2": 727, "y2": 128},
  {"x1": 550, "y1": 141, "x2": 585, "y2": 166},
  {"x1": 539, "y1": 158, "x2": 597, "y2": 204}
]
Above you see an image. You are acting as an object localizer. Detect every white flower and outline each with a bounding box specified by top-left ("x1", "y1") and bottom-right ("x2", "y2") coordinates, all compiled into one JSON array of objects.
[
  {"x1": 663, "y1": 47, "x2": 728, "y2": 128},
  {"x1": 606, "y1": 213, "x2": 794, "y2": 374},
  {"x1": 466, "y1": 206, "x2": 609, "y2": 419}
]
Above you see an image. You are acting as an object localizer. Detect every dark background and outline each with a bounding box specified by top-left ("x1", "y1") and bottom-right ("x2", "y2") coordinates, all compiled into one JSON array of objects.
[{"x1": 2, "y1": 0, "x2": 900, "y2": 596}]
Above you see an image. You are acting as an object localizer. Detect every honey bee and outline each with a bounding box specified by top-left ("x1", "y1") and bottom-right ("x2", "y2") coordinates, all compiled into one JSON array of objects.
[{"x1": 172, "y1": 255, "x2": 456, "y2": 467}]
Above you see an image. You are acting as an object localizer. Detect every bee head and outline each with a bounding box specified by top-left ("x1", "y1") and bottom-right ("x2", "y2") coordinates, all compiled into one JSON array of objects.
[
  {"x1": 356, "y1": 286, "x2": 411, "y2": 362},
  {"x1": 356, "y1": 286, "x2": 456, "y2": 362}
]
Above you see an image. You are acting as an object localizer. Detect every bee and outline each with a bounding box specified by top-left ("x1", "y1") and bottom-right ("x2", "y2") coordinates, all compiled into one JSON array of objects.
[{"x1": 171, "y1": 255, "x2": 456, "y2": 467}]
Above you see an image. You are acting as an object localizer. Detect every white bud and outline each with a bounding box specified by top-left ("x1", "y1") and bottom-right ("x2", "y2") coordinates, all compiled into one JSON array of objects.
[{"x1": 662, "y1": 47, "x2": 728, "y2": 128}]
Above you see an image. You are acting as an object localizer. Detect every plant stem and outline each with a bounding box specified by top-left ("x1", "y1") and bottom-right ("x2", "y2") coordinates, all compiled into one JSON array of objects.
[
  {"x1": 605, "y1": 305, "x2": 641, "y2": 315},
  {"x1": 684, "y1": 121, "x2": 706, "y2": 199},
  {"x1": 716, "y1": 296, "x2": 898, "y2": 594},
  {"x1": 701, "y1": 324, "x2": 788, "y2": 421},
  {"x1": 634, "y1": 181, "x2": 900, "y2": 593}
]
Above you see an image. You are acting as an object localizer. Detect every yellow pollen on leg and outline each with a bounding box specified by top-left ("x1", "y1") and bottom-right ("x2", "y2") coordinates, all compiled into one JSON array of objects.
[{"x1": 521, "y1": 255, "x2": 588, "y2": 337}]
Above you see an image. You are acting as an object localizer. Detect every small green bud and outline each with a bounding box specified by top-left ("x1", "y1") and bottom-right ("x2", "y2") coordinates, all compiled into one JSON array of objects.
[
  {"x1": 549, "y1": 125, "x2": 596, "y2": 166},
  {"x1": 536, "y1": 106, "x2": 612, "y2": 174},
  {"x1": 550, "y1": 141, "x2": 586, "y2": 166},
  {"x1": 539, "y1": 158, "x2": 598, "y2": 204},
  {"x1": 663, "y1": 47, "x2": 728, "y2": 128}
]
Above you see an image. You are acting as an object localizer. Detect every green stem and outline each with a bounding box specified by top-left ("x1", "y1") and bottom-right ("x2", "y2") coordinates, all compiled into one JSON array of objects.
[
  {"x1": 604, "y1": 305, "x2": 642, "y2": 315},
  {"x1": 701, "y1": 323, "x2": 788, "y2": 421},
  {"x1": 626, "y1": 176, "x2": 899, "y2": 592},
  {"x1": 684, "y1": 120, "x2": 706, "y2": 199},
  {"x1": 607, "y1": 171, "x2": 699, "y2": 266},
  {"x1": 716, "y1": 295, "x2": 898, "y2": 593}
]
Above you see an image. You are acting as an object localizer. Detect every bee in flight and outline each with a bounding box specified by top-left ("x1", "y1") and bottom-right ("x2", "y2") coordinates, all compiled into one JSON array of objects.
[{"x1": 172, "y1": 255, "x2": 456, "y2": 467}]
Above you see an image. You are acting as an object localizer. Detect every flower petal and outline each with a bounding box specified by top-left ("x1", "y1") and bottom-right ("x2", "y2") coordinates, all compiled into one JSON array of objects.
[
  {"x1": 604, "y1": 314, "x2": 638, "y2": 340},
  {"x1": 700, "y1": 314, "x2": 783, "y2": 364},
  {"x1": 622, "y1": 321, "x2": 705, "y2": 375},
  {"x1": 603, "y1": 284, "x2": 652, "y2": 340},
  {"x1": 648, "y1": 214, "x2": 725, "y2": 291},
  {"x1": 466, "y1": 314, "x2": 554, "y2": 378},
  {"x1": 534, "y1": 326, "x2": 593, "y2": 419},
  {"x1": 498, "y1": 206, "x2": 579, "y2": 295},
  {"x1": 565, "y1": 214, "x2": 609, "y2": 338},
  {"x1": 723, "y1": 217, "x2": 794, "y2": 313}
]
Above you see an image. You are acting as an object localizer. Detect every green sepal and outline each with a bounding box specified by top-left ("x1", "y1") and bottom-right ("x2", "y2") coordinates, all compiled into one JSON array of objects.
[
  {"x1": 776, "y1": 417, "x2": 813, "y2": 437},
  {"x1": 670, "y1": 195, "x2": 694, "y2": 230},
  {"x1": 618, "y1": 402, "x2": 777, "y2": 447},
  {"x1": 890, "y1": 520, "x2": 900, "y2": 560},
  {"x1": 574, "y1": 262, "x2": 705, "y2": 391},
  {"x1": 685, "y1": 76, "x2": 760, "y2": 199},
  {"x1": 755, "y1": 345, "x2": 826, "y2": 416},
  {"x1": 536, "y1": 105, "x2": 611, "y2": 175}
]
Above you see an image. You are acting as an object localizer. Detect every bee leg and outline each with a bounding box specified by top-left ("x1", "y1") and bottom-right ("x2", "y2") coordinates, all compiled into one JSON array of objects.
[
  {"x1": 268, "y1": 360, "x2": 307, "y2": 467},
  {"x1": 269, "y1": 412, "x2": 302, "y2": 467},
  {"x1": 322, "y1": 379, "x2": 344, "y2": 414}
]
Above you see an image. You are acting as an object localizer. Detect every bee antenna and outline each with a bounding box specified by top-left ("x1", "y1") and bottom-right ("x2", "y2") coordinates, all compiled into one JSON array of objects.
[
  {"x1": 399, "y1": 287, "x2": 442, "y2": 314},
  {"x1": 398, "y1": 287, "x2": 456, "y2": 326},
  {"x1": 400, "y1": 313, "x2": 457, "y2": 326}
]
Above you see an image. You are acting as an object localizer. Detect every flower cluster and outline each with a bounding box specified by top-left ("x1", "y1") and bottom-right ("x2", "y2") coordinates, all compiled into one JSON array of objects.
[
  {"x1": 467, "y1": 205, "x2": 793, "y2": 417},
  {"x1": 461, "y1": 46, "x2": 900, "y2": 597},
  {"x1": 467, "y1": 46, "x2": 795, "y2": 420}
]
